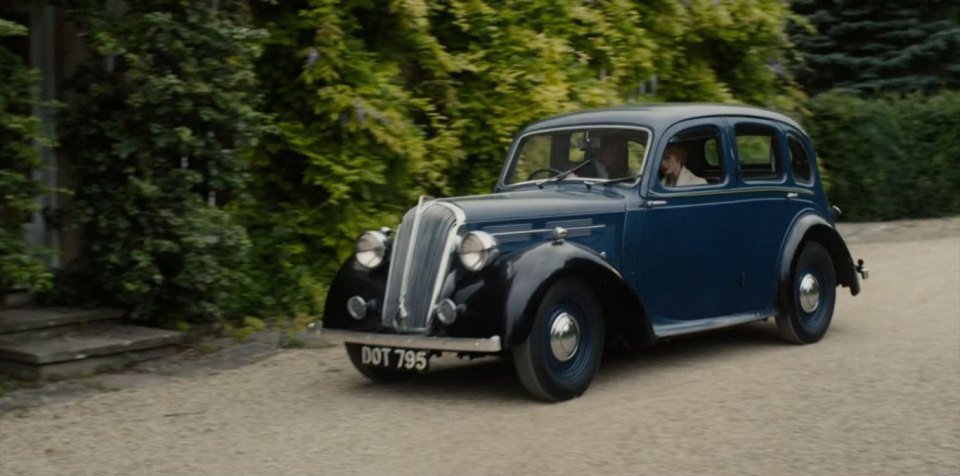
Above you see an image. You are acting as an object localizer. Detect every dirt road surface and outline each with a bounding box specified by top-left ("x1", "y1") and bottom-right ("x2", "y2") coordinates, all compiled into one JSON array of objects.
[{"x1": 2, "y1": 218, "x2": 958, "y2": 476}]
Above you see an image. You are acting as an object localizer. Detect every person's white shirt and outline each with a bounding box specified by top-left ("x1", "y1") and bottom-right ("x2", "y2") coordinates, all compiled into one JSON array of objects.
[
  {"x1": 662, "y1": 165, "x2": 707, "y2": 187},
  {"x1": 594, "y1": 160, "x2": 610, "y2": 179}
]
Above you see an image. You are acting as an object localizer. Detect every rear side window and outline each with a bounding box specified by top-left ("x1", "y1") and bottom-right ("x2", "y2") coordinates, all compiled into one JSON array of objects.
[
  {"x1": 734, "y1": 123, "x2": 783, "y2": 182},
  {"x1": 788, "y1": 135, "x2": 812, "y2": 184}
]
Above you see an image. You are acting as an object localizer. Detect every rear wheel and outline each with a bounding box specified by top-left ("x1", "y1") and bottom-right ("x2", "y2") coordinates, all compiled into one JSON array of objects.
[
  {"x1": 513, "y1": 278, "x2": 605, "y2": 402},
  {"x1": 776, "y1": 242, "x2": 837, "y2": 344},
  {"x1": 345, "y1": 344, "x2": 414, "y2": 383}
]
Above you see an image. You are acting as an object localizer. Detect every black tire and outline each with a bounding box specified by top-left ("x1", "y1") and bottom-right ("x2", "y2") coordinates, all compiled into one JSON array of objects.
[
  {"x1": 513, "y1": 278, "x2": 605, "y2": 402},
  {"x1": 345, "y1": 344, "x2": 414, "y2": 383},
  {"x1": 776, "y1": 242, "x2": 837, "y2": 344}
]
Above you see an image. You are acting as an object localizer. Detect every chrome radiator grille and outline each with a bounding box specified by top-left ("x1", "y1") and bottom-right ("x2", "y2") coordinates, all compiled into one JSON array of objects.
[{"x1": 381, "y1": 201, "x2": 461, "y2": 330}]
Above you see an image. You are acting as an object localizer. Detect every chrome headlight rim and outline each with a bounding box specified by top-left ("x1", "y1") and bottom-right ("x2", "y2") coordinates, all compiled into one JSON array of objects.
[
  {"x1": 355, "y1": 230, "x2": 390, "y2": 269},
  {"x1": 458, "y1": 231, "x2": 499, "y2": 272}
]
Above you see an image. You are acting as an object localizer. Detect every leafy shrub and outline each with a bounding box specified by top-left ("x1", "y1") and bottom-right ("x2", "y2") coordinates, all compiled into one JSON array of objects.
[
  {"x1": 247, "y1": 0, "x2": 803, "y2": 316},
  {"x1": 0, "y1": 19, "x2": 51, "y2": 294},
  {"x1": 807, "y1": 91, "x2": 960, "y2": 221},
  {"x1": 60, "y1": 1, "x2": 269, "y2": 323}
]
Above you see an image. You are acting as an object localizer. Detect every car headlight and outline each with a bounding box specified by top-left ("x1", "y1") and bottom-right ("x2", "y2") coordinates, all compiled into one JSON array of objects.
[
  {"x1": 459, "y1": 231, "x2": 499, "y2": 272},
  {"x1": 355, "y1": 231, "x2": 389, "y2": 269}
]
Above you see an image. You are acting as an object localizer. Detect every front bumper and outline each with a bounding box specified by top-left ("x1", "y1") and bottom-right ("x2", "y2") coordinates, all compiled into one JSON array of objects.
[{"x1": 322, "y1": 329, "x2": 503, "y2": 353}]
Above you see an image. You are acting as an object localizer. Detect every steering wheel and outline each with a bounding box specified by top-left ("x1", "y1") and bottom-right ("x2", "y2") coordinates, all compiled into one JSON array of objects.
[{"x1": 525, "y1": 168, "x2": 564, "y2": 181}]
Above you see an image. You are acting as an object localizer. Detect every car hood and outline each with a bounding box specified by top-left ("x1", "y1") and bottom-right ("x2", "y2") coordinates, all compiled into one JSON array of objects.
[{"x1": 440, "y1": 186, "x2": 627, "y2": 223}]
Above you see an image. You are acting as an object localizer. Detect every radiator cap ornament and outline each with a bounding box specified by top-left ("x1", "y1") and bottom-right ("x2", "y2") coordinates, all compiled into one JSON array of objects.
[{"x1": 552, "y1": 226, "x2": 568, "y2": 243}]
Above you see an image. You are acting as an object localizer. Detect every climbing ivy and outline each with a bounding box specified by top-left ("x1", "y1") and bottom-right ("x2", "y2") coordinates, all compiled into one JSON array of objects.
[
  {"x1": 246, "y1": 0, "x2": 803, "y2": 316},
  {"x1": 0, "y1": 18, "x2": 51, "y2": 295}
]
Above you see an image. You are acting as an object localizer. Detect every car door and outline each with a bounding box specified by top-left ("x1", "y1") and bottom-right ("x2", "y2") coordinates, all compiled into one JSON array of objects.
[
  {"x1": 727, "y1": 118, "x2": 798, "y2": 315},
  {"x1": 629, "y1": 118, "x2": 740, "y2": 324}
]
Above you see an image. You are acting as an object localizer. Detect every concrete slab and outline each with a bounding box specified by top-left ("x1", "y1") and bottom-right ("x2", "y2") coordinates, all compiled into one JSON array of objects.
[
  {"x1": 0, "y1": 325, "x2": 181, "y2": 364},
  {"x1": 0, "y1": 308, "x2": 124, "y2": 335},
  {"x1": 0, "y1": 345, "x2": 178, "y2": 381}
]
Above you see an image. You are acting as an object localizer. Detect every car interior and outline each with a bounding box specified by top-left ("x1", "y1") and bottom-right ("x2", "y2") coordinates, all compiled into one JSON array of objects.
[
  {"x1": 668, "y1": 125, "x2": 786, "y2": 184},
  {"x1": 667, "y1": 126, "x2": 724, "y2": 184}
]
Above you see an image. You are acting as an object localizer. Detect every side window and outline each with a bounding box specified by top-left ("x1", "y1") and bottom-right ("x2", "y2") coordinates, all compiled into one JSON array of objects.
[
  {"x1": 660, "y1": 126, "x2": 723, "y2": 188},
  {"x1": 788, "y1": 135, "x2": 812, "y2": 184},
  {"x1": 734, "y1": 124, "x2": 783, "y2": 182},
  {"x1": 627, "y1": 140, "x2": 647, "y2": 173}
]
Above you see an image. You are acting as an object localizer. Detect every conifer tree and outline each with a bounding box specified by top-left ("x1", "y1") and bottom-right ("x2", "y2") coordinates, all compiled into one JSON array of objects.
[{"x1": 791, "y1": 0, "x2": 960, "y2": 94}]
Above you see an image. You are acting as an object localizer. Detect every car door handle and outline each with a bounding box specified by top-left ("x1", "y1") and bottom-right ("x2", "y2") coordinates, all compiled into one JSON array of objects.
[
  {"x1": 786, "y1": 192, "x2": 799, "y2": 199},
  {"x1": 647, "y1": 200, "x2": 668, "y2": 208}
]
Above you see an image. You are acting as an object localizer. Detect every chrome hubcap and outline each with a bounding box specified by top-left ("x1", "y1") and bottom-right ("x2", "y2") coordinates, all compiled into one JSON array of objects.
[
  {"x1": 549, "y1": 312, "x2": 580, "y2": 362},
  {"x1": 799, "y1": 273, "x2": 821, "y2": 313}
]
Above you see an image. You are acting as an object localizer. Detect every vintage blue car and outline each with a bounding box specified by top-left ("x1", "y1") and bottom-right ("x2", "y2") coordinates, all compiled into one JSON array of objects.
[{"x1": 322, "y1": 104, "x2": 868, "y2": 401}]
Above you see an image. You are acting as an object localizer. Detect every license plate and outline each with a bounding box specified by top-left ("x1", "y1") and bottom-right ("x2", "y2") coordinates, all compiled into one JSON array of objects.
[{"x1": 360, "y1": 346, "x2": 429, "y2": 371}]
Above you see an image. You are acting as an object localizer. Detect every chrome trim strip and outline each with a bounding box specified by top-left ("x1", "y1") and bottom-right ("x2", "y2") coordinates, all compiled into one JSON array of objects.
[
  {"x1": 649, "y1": 186, "x2": 815, "y2": 199},
  {"x1": 425, "y1": 202, "x2": 466, "y2": 328},
  {"x1": 499, "y1": 124, "x2": 654, "y2": 189},
  {"x1": 323, "y1": 329, "x2": 503, "y2": 353},
  {"x1": 654, "y1": 313, "x2": 772, "y2": 338},
  {"x1": 489, "y1": 224, "x2": 604, "y2": 237},
  {"x1": 380, "y1": 221, "x2": 401, "y2": 325},
  {"x1": 398, "y1": 195, "x2": 428, "y2": 317}
]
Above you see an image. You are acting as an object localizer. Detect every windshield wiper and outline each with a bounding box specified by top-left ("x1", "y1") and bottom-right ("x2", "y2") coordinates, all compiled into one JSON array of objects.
[{"x1": 539, "y1": 159, "x2": 594, "y2": 188}]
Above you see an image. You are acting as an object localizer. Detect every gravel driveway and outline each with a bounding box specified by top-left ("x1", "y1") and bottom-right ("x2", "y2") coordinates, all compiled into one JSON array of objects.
[{"x1": 1, "y1": 218, "x2": 958, "y2": 476}]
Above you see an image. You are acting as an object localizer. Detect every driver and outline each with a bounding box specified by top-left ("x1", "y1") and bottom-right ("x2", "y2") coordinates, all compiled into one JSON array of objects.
[
  {"x1": 578, "y1": 134, "x2": 629, "y2": 179},
  {"x1": 594, "y1": 135, "x2": 629, "y2": 179}
]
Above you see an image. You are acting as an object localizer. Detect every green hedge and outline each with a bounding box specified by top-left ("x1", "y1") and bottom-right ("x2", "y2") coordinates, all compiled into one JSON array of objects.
[
  {"x1": 60, "y1": 1, "x2": 269, "y2": 324},
  {"x1": 806, "y1": 92, "x2": 960, "y2": 221}
]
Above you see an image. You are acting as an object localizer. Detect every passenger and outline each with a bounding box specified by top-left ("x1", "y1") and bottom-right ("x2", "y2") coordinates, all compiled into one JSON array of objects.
[{"x1": 660, "y1": 143, "x2": 706, "y2": 187}]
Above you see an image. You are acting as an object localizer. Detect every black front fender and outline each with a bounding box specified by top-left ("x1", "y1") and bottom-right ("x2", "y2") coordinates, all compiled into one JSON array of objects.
[
  {"x1": 324, "y1": 242, "x2": 656, "y2": 350},
  {"x1": 322, "y1": 257, "x2": 390, "y2": 332},
  {"x1": 448, "y1": 241, "x2": 655, "y2": 348}
]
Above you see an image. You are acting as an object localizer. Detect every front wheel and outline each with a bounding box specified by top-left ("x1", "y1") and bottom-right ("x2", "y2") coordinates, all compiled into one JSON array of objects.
[
  {"x1": 776, "y1": 242, "x2": 837, "y2": 344},
  {"x1": 513, "y1": 278, "x2": 605, "y2": 401}
]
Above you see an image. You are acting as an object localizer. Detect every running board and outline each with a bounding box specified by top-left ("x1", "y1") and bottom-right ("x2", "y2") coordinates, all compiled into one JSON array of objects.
[{"x1": 653, "y1": 313, "x2": 772, "y2": 338}]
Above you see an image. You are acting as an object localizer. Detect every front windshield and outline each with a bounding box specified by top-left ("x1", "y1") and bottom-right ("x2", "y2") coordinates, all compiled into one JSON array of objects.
[{"x1": 504, "y1": 127, "x2": 650, "y2": 185}]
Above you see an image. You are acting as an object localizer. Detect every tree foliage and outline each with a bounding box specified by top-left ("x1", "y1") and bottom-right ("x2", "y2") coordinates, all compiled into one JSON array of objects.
[
  {"x1": 0, "y1": 18, "x2": 51, "y2": 294},
  {"x1": 807, "y1": 91, "x2": 960, "y2": 220},
  {"x1": 791, "y1": 0, "x2": 960, "y2": 95},
  {"x1": 246, "y1": 0, "x2": 803, "y2": 315},
  {"x1": 61, "y1": 0, "x2": 269, "y2": 323}
]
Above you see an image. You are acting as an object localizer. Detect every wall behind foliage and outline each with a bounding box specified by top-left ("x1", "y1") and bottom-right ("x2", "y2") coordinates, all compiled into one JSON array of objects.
[{"x1": 0, "y1": 18, "x2": 51, "y2": 295}]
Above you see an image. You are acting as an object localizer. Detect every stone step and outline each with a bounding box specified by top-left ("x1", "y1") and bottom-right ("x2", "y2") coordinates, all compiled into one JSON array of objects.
[
  {"x1": 0, "y1": 345, "x2": 178, "y2": 381},
  {"x1": 0, "y1": 308, "x2": 124, "y2": 335},
  {"x1": 0, "y1": 324, "x2": 181, "y2": 365}
]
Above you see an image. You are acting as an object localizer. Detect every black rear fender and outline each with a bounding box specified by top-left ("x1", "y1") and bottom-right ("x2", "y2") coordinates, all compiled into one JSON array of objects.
[{"x1": 778, "y1": 213, "x2": 860, "y2": 316}]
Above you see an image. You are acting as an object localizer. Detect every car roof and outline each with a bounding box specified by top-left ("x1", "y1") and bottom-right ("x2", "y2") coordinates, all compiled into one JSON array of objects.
[{"x1": 521, "y1": 103, "x2": 805, "y2": 135}]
